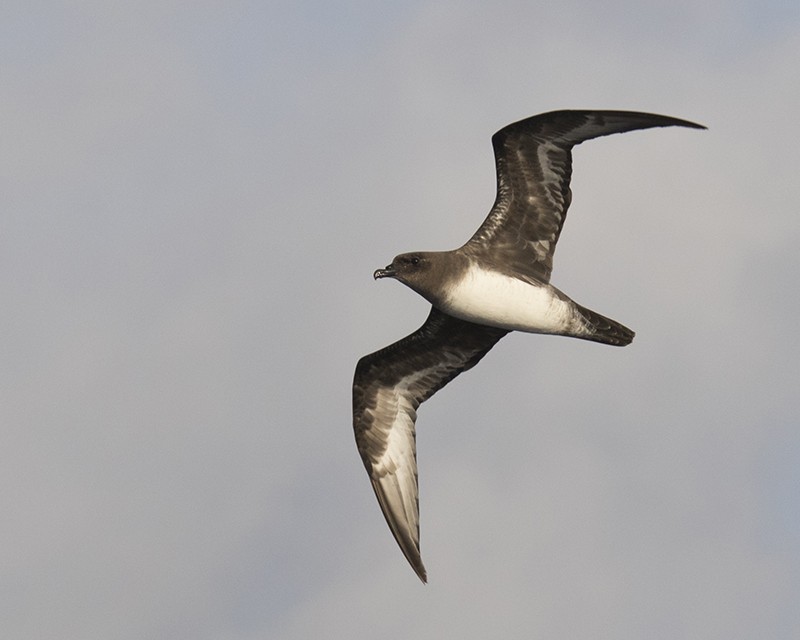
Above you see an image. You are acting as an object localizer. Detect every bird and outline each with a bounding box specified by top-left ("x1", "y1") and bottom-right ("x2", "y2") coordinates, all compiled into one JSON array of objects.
[{"x1": 352, "y1": 110, "x2": 705, "y2": 582}]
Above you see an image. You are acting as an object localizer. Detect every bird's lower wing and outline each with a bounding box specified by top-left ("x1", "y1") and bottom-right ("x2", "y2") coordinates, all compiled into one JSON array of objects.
[{"x1": 353, "y1": 307, "x2": 508, "y2": 581}]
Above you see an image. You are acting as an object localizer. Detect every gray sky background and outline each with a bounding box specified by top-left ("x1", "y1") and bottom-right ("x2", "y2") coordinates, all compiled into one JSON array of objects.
[{"x1": 2, "y1": 1, "x2": 799, "y2": 638}]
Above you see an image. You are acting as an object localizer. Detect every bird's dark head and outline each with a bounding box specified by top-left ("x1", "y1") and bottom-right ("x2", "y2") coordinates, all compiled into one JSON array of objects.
[
  {"x1": 375, "y1": 251, "x2": 452, "y2": 304},
  {"x1": 374, "y1": 252, "x2": 431, "y2": 282},
  {"x1": 374, "y1": 251, "x2": 459, "y2": 305}
]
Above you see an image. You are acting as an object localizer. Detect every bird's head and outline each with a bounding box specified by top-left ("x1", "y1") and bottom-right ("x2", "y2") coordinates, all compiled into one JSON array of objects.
[
  {"x1": 374, "y1": 252, "x2": 442, "y2": 301},
  {"x1": 374, "y1": 252, "x2": 429, "y2": 280}
]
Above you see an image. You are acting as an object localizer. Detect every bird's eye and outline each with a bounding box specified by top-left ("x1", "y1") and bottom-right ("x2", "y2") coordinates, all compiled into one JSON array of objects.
[{"x1": 410, "y1": 257, "x2": 420, "y2": 266}]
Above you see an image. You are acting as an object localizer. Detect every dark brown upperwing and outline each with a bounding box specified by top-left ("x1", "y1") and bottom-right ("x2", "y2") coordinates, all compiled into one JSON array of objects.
[{"x1": 463, "y1": 110, "x2": 705, "y2": 283}]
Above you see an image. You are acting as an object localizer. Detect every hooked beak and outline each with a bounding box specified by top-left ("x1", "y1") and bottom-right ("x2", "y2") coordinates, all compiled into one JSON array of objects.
[{"x1": 373, "y1": 264, "x2": 396, "y2": 280}]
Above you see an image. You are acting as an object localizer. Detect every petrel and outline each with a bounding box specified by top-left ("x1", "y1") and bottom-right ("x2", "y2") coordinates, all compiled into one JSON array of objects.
[{"x1": 353, "y1": 110, "x2": 705, "y2": 582}]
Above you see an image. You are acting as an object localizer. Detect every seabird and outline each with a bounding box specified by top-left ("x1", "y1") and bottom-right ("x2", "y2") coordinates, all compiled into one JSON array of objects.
[{"x1": 353, "y1": 110, "x2": 705, "y2": 582}]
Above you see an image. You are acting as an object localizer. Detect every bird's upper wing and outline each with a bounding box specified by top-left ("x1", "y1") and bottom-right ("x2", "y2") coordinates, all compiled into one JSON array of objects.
[
  {"x1": 463, "y1": 110, "x2": 706, "y2": 283},
  {"x1": 353, "y1": 307, "x2": 508, "y2": 582}
]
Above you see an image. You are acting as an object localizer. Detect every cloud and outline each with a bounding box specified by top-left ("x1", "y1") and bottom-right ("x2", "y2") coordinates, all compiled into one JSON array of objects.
[{"x1": 1, "y1": 1, "x2": 799, "y2": 639}]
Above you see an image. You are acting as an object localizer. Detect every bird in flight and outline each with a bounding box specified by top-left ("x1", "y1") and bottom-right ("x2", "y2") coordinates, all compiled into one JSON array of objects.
[{"x1": 352, "y1": 110, "x2": 705, "y2": 582}]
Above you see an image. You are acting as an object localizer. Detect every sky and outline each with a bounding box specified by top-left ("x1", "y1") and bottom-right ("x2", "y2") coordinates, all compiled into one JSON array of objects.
[{"x1": 2, "y1": 1, "x2": 799, "y2": 638}]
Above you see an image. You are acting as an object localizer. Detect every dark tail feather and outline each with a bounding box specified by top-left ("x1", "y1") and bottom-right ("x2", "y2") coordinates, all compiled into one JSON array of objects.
[{"x1": 575, "y1": 304, "x2": 635, "y2": 346}]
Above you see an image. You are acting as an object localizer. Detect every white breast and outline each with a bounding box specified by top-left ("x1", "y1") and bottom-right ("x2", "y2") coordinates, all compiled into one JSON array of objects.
[{"x1": 441, "y1": 264, "x2": 582, "y2": 335}]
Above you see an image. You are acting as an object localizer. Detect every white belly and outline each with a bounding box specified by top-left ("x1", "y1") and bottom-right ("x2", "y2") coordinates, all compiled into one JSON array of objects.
[{"x1": 441, "y1": 265, "x2": 581, "y2": 334}]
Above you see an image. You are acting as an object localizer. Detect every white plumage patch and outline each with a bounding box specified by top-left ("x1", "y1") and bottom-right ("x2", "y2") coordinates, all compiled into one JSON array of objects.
[
  {"x1": 442, "y1": 264, "x2": 583, "y2": 335},
  {"x1": 369, "y1": 386, "x2": 416, "y2": 476}
]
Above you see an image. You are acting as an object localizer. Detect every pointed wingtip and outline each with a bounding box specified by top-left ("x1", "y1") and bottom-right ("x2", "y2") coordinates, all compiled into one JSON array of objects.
[
  {"x1": 369, "y1": 475, "x2": 429, "y2": 582},
  {"x1": 413, "y1": 559, "x2": 428, "y2": 583},
  {"x1": 680, "y1": 118, "x2": 707, "y2": 131}
]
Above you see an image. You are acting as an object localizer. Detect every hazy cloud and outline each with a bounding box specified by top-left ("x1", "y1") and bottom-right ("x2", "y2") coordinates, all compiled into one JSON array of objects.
[{"x1": 1, "y1": 1, "x2": 798, "y2": 638}]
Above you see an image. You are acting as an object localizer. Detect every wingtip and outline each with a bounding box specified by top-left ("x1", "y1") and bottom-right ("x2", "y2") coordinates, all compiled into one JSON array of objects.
[
  {"x1": 400, "y1": 541, "x2": 429, "y2": 583},
  {"x1": 369, "y1": 475, "x2": 429, "y2": 583},
  {"x1": 603, "y1": 110, "x2": 707, "y2": 131},
  {"x1": 412, "y1": 558, "x2": 428, "y2": 583},
  {"x1": 681, "y1": 118, "x2": 708, "y2": 131}
]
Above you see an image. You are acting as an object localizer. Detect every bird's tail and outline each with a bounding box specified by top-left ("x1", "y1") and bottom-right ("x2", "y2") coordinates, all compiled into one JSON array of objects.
[{"x1": 573, "y1": 303, "x2": 635, "y2": 346}]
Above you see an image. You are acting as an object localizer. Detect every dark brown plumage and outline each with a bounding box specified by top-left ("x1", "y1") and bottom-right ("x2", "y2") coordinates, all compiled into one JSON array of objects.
[{"x1": 353, "y1": 110, "x2": 705, "y2": 582}]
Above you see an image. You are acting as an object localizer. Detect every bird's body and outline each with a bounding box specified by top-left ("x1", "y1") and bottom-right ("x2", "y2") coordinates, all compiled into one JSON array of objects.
[
  {"x1": 353, "y1": 110, "x2": 705, "y2": 582},
  {"x1": 443, "y1": 262, "x2": 579, "y2": 334}
]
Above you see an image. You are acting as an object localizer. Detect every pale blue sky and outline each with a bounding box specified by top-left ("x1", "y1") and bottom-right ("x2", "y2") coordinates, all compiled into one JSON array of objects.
[{"x1": 2, "y1": 2, "x2": 799, "y2": 638}]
